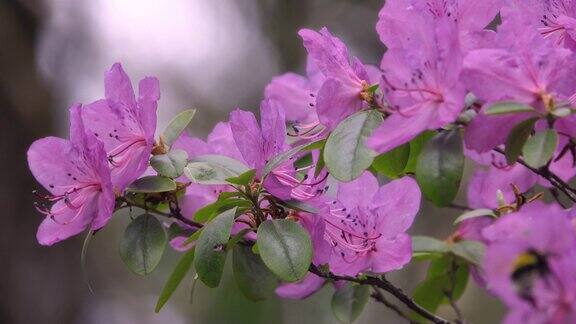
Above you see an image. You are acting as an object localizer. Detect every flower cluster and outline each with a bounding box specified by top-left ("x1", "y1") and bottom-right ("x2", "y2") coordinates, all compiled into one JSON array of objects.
[{"x1": 27, "y1": 1, "x2": 576, "y2": 323}]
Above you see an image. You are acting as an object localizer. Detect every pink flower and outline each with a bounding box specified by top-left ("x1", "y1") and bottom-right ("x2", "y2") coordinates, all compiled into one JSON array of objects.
[
  {"x1": 273, "y1": 173, "x2": 420, "y2": 298},
  {"x1": 376, "y1": 0, "x2": 503, "y2": 52},
  {"x1": 28, "y1": 104, "x2": 114, "y2": 245},
  {"x1": 463, "y1": 15, "x2": 576, "y2": 153},
  {"x1": 230, "y1": 100, "x2": 328, "y2": 201},
  {"x1": 298, "y1": 27, "x2": 378, "y2": 130},
  {"x1": 264, "y1": 58, "x2": 326, "y2": 141},
  {"x1": 466, "y1": 151, "x2": 539, "y2": 209},
  {"x1": 368, "y1": 2, "x2": 466, "y2": 154},
  {"x1": 502, "y1": 0, "x2": 576, "y2": 51},
  {"x1": 82, "y1": 63, "x2": 159, "y2": 191},
  {"x1": 323, "y1": 172, "x2": 420, "y2": 276}
]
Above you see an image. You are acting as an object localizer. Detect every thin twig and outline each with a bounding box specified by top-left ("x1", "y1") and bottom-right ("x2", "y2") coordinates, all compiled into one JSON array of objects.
[
  {"x1": 549, "y1": 188, "x2": 569, "y2": 209},
  {"x1": 371, "y1": 287, "x2": 418, "y2": 324},
  {"x1": 117, "y1": 198, "x2": 204, "y2": 228},
  {"x1": 493, "y1": 148, "x2": 576, "y2": 203},
  {"x1": 309, "y1": 265, "x2": 450, "y2": 324},
  {"x1": 444, "y1": 257, "x2": 464, "y2": 324}
]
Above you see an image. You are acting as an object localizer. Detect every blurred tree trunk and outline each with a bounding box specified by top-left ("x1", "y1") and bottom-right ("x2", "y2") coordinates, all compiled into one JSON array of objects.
[{"x1": 0, "y1": 1, "x2": 84, "y2": 323}]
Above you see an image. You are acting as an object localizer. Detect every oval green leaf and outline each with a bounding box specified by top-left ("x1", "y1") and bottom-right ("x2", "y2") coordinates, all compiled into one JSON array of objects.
[
  {"x1": 451, "y1": 240, "x2": 485, "y2": 266},
  {"x1": 126, "y1": 176, "x2": 177, "y2": 193},
  {"x1": 413, "y1": 255, "x2": 469, "y2": 317},
  {"x1": 453, "y1": 208, "x2": 496, "y2": 224},
  {"x1": 155, "y1": 247, "x2": 195, "y2": 313},
  {"x1": 194, "y1": 197, "x2": 251, "y2": 223},
  {"x1": 505, "y1": 117, "x2": 538, "y2": 164},
  {"x1": 162, "y1": 109, "x2": 196, "y2": 147},
  {"x1": 257, "y1": 219, "x2": 312, "y2": 282},
  {"x1": 412, "y1": 236, "x2": 450, "y2": 254},
  {"x1": 263, "y1": 139, "x2": 325, "y2": 178},
  {"x1": 119, "y1": 214, "x2": 167, "y2": 275},
  {"x1": 404, "y1": 131, "x2": 436, "y2": 173},
  {"x1": 415, "y1": 129, "x2": 464, "y2": 207},
  {"x1": 150, "y1": 149, "x2": 189, "y2": 178},
  {"x1": 324, "y1": 110, "x2": 383, "y2": 182},
  {"x1": 331, "y1": 284, "x2": 370, "y2": 323},
  {"x1": 485, "y1": 102, "x2": 535, "y2": 115},
  {"x1": 522, "y1": 129, "x2": 559, "y2": 168},
  {"x1": 194, "y1": 208, "x2": 236, "y2": 287},
  {"x1": 226, "y1": 169, "x2": 256, "y2": 186},
  {"x1": 184, "y1": 155, "x2": 249, "y2": 185},
  {"x1": 372, "y1": 143, "x2": 410, "y2": 178},
  {"x1": 232, "y1": 244, "x2": 278, "y2": 301}
]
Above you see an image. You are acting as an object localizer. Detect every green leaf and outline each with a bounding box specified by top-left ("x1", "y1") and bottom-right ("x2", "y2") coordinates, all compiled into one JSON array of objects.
[
  {"x1": 226, "y1": 169, "x2": 256, "y2": 186},
  {"x1": 182, "y1": 228, "x2": 203, "y2": 246},
  {"x1": 367, "y1": 83, "x2": 379, "y2": 93},
  {"x1": 505, "y1": 117, "x2": 538, "y2": 164},
  {"x1": 294, "y1": 153, "x2": 313, "y2": 170},
  {"x1": 126, "y1": 176, "x2": 177, "y2": 193},
  {"x1": 303, "y1": 139, "x2": 327, "y2": 151},
  {"x1": 155, "y1": 248, "x2": 195, "y2": 313},
  {"x1": 184, "y1": 155, "x2": 249, "y2": 185},
  {"x1": 257, "y1": 219, "x2": 312, "y2": 282},
  {"x1": 552, "y1": 107, "x2": 572, "y2": 118},
  {"x1": 226, "y1": 228, "x2": 252, "y2": 251},
  {"x1": 194, "y1": 208, "x2": 236, "y2": 287},
  {"x1": 453, "y1": 208, "x2": 497, "y2": 224},
  {"x1": 331, "y1": 284, "x2": 370, "y2": 323},
  {"x1": 162, "y1": 109, "x2": 197, "y2": 147},
  {"x1": 485, "y1": 102, "x2": 535, "y2": 115},
  {"x1": 522, "y1": 129, "x2": 559, "y2": 168},
  {"x1": 412, "y1": 236, "x2": 450, "y2": 254},
  {"x1": 412, "y1": 252, "x2": 444, "y2": 262},
  {"x1": 412, "y1": 255, "x2": 469, "y2": 317},
  {"x1": 194, "y1": 197, "x2": 250, "y2": 223},
  {"x1": 451, "y1": 240, "x2": 485, "y2": 266},
  {"x1": 372, "y1": 143, "x2": 410, "y2": 178},
  {"x1": 251, "y1": 242, "x2": 260, "y2": 254},
  {"x1": 263, "y1": 139, "x2": 325, "y2": 177},
  {"x1": 404, "y1": 131, "x2": 436, "y2": 173},
  {"x1": 279, "y1": 199, "x2": 318, "y2": 214},
  {"x1": 415, "y1": 129, "x2": 464, "y2": 207},
  {"x1": 324, "y1": 110, "x2": 383, "y2": 182},
  {"x1": 81, "y1": 230, "x2": 95, "y2": 294},
  {"x1": 150, "y1": 149, "x2": 189, "y2": 178},
  {"x1": 119, "y1": 214, "x2": 167, "y2": 275},
  {"x1": 232, "y1": 244, "x2": 278, "y2": 301},
  {"x1": 315, "y1": 144, "x2": 327, "y2": 178}
]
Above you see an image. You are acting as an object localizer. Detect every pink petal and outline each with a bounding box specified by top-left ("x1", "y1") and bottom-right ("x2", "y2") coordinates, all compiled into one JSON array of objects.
[
  {"x1": 260, "y1": 99, "x2": 287, "y2": 159},
  {"x1": 275, "y1": 273, "x2": 325, "y2": 299},
  {"x1": 27, "y1": 137, "x2": 77, "y2": 195},
  {"x1": 230, "y1": 109, "x2": 264, "y2": 170},
  {"x1": 336, "y1": 172, "x2": 379, "y2": 210},
  {"x1": 372, "y1": 176, "x2": 420, "y2": 237},
  {"x1": 137, "y1": 76, "x2": 160, "y2": 138},
  {"x1": 36, "y1": 197, "x2": 97, "y2": 246},
  {"x1": 207, "y1": 122, "x2": 245, "y2": 161},
  {"x1": 264, "y1": 72, "x2": 316, "y2": 123},
  {"x1": 371, "y1": 234, "x2": 412, "y2": 273},
  {"x1": 367, "y1": 108, "x2": 434, "y2": 154},
  {"x1": 316, "y1": 78, "x2": 363, "y2": 130},
  {"x1": 105, "y1": 63, "x2": 137, "y2": 112}
]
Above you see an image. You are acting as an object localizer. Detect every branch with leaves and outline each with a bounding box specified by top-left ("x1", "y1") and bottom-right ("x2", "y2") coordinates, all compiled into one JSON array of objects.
[{"x1": 26, "y1": 4, "x2": 576, "y2": 322}]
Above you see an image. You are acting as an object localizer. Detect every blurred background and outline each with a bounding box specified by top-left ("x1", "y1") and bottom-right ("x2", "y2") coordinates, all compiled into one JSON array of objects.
[{"x1": 1, "y1": 0, "x2": 505, "y2": 323}]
